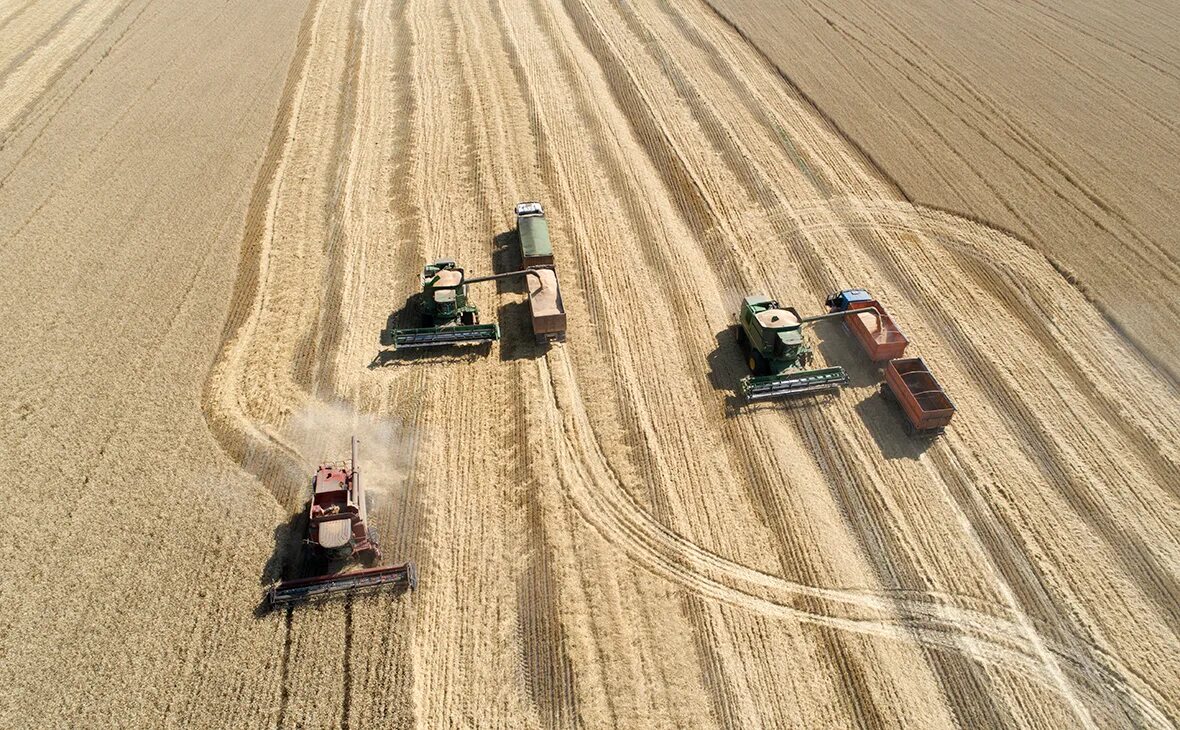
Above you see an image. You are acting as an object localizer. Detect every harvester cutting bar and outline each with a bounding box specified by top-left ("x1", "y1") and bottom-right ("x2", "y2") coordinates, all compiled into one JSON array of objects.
[
  {"x1": 741, "y1": 366, "x2": 849, "y2": 401},
  {"x1": 393, "y1": 323, "x2": 500, "y2": 349},
  {"x1": 269, "y1": 562, "x2": 418, "y2": 607}
]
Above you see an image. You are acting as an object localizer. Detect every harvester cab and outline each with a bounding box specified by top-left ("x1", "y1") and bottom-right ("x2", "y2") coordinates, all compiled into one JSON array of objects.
[
  {"x1": 393, "y1": 259, "x2": 501, "y2": 349},
  {"x1": 737, "y1": 294, "x2": 849, "y2": 401}
]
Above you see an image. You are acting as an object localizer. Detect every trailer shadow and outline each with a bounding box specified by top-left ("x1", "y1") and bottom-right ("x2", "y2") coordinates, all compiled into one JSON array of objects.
[
  {"x1": 854, "y1": 391, "x2": 935, "y2": 460},
  {"x1": 498, "y1": 300, "x2": 548, "y2": 362},
  {"x1": 811, "y1": 325, "x2": 934, "y2": 459}
]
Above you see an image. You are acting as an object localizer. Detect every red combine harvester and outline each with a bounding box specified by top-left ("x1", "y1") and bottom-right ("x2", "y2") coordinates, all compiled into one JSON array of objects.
[{"x1": 269, "y1": 436, "x2": 416, "y2": 606}]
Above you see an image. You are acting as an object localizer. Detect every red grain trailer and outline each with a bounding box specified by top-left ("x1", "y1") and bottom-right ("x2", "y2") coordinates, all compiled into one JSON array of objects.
[
  {"x1": 880, "y1": 357, "x2": 956, "y2": 436},
  {"x1": 825, "y1": 289, "x2": 909, "y2": 362},
  {"x1": 527, "y1": 267, "x2": 566, "y2": 344}
]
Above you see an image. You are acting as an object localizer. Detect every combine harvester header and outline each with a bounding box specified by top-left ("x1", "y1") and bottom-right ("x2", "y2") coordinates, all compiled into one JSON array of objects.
[
  {"x1": 270, "y1": 564, "x2": 418, "y2": 606},
  {"x1": 268, "y1": 436, "x2": 416, "y2": 607}
]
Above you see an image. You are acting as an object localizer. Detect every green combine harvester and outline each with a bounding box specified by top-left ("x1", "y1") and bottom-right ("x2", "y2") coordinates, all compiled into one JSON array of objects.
[
  {"x1": 393, "y1": 259, "x2": 500, "y2": 348},
  {"x1": 737, "y1": 294, "x2": 850, "y2": 400}
]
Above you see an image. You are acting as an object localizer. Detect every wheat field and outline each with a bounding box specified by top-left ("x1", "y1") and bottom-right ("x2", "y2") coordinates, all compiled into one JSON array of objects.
[
  {"x1": 705, "y1": 0, "x2": 1180, "y2": 379},
  {"x1": 1, "y1": 0, "x2": 1177, "y2": 727}
]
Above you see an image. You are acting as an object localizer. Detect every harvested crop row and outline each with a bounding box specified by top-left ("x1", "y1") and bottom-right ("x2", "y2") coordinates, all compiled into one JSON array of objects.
[
  {"x1": 4, "y1": 0, "x2": 1173, "y2": 725},
  {"x1": 197, "y1": 0, "x2": 1180, "y2": 725}
]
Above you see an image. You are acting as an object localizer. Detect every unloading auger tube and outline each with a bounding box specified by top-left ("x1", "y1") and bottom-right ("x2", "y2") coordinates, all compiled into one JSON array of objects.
[
  {"x1": 799, "y1": 306, "x2": 883, "y2": 327},
  {"x1": 443, "y1": 268, "x2": 545, "y2": 287}
]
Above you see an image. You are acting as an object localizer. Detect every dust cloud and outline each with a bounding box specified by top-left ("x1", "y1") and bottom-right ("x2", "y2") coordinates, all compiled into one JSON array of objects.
[{"x1": 284, "y1": 399, "x2": 413, "y2": 505}]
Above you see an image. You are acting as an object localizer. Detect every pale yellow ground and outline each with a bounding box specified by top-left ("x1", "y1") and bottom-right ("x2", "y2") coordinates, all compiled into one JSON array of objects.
[{"x1": 1, "y1": 0, "x2": 1178, "y2": 728}]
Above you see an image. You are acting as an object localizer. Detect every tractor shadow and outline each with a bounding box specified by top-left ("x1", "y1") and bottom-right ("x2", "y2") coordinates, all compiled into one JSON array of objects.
[{"x1": 811, "y1": 324, "x2": 933, "y2": 460}]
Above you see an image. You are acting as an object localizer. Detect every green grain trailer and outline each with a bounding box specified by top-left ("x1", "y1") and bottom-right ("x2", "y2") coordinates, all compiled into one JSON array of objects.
[{"x1": 515, "y1": 202, "x2": 554, "y2": 267}]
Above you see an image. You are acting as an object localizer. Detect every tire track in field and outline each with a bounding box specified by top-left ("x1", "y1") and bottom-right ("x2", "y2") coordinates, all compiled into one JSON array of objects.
[
  {"x1": 202, "y1": 0, "x2": 329, "y2": 484},
  {"x1": 453, "y1": 2, "x2": 581, "y2": 725},
  {"x1": 549, "y1": 0, "x2": 1074, "y2": 721},
  {"x1": 194, "y1": 0, "x2": 1180, "y2": 723},
  {"x1": 499, "y1": 1, "x2": 851, "y2": 719},
  {"x1": 772, "y1": 199, "x2": 1179, "y2": 492},
  {"x1": 537, "y1": 347, "x2": 1171, "y2": 727},
  {"x1": 533, "y1": 0, "x2": 1170, "y2": 721},
  {"x1": 0, "y1": 0, "x2": 40, "y2": 35},
  {"x1": 1022, "y1": 0, "x2": 1180, "y2": 79},
  {"x1": 538, "y1": 0, "x2": 1180, "y2": 721},
  {"x1": 829, "y1": 201, "x2": 1178, "y2": 727},
  {"x1": 810, "y1": 0, "x2": 1180, "y2": 277},
  {"x1": 298, "y1": 0, "x2": 367, "y2": 400},
  {"x1": 0, "y1": 0, "x2": 138, "y2": 140},
  {"x1": 0, "y1": 0, "x2": 91, "y2": 85},
  {"x1": 833, "y1": 199, "x2": 1180, "y2": 631},
  {"x1": 533, "y1": 0, "x2": 939, "y2": 718}
]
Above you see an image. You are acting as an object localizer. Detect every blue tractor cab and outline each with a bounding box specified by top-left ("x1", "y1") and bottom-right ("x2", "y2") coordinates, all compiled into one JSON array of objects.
[{"x1": 825, "y1": 289, "x2": 875, "y2": 312}]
